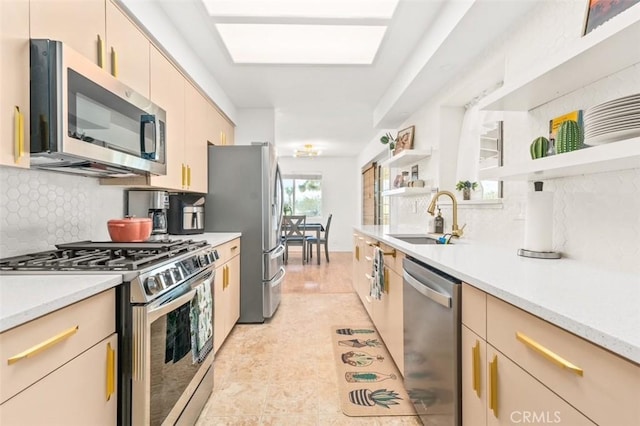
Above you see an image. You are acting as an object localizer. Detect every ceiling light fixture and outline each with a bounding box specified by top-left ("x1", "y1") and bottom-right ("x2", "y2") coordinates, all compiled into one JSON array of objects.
[
  {"x1": 294, "y1": 144, "x2": 321, "y2": 157},
  {"x1": 215, "y1": 23, "x2": 387, "y2": 64},
  {"x1": 203, "y1": 0, "x2": 399, "y2": 20}
]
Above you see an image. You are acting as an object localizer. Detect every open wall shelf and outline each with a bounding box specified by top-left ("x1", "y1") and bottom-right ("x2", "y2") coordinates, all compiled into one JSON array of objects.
[
  {"x1": 379, "y1": 148, "x2": 433, "y2": 168},
  {"x1": 478, "y1": 6, "x2": 640, "y2": 111},
  {"x1": 478, "y1": 137, "x2": 640, "y2": 181},
  {"x1": 381, "y1": 187, "x2": 433, "y2": 197}
]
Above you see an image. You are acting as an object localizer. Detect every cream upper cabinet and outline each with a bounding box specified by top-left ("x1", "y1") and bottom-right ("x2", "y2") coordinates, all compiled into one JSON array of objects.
[
  {"x1": 105, "y1": 0, "x2": 150, "y2": 97},
  {"x1": 0, "y1": 0, "x2": 30, "y2": 168},
  {"x1": 147, "y1": 46, "x2": 185, "y2": 191},
  {"x1": 211, "y1": 106, "x2": 234, "y2": 146},
  {"x1": 184, "y1": 83, "x2": 210, "y2": 193},
  {"x1": 30, "y1": 0, "x2": 106, "y2": 67}
]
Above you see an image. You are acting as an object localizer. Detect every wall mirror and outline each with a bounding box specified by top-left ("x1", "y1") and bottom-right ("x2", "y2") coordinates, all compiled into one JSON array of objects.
[{"x1": 479, "y1": 120, "x2": 503, "y2": 199}]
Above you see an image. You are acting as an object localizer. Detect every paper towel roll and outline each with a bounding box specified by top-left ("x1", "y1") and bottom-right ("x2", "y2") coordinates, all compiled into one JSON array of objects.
[{"x1": 523, "y1": 191, "x2": 553, "y2": 252}]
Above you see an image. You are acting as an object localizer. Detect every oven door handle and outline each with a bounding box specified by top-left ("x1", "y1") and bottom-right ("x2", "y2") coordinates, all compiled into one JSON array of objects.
[{"x1": 148, "y1": 289, "x2": 197, "y2": 322}]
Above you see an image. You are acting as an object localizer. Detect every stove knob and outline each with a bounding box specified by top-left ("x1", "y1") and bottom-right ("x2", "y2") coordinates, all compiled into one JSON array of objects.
[
  {"x1": 144, "y1": 276, "x2": 161, "y2": 295},
  {"x1": 207, "y1": 252, "x2": 216, "y2": 263},
  {"x1": 174, "y1": 266, "x2": 185, "y2": 281},
  {"x1": 170, "y1": 267, "x2": 182, "y2": 282},
  {"x1": 164, "y1": 270, "x2": 175, "y2": 287},
  {"x1": 199, "y1": 254, "x2": 208, "y2": 266}
]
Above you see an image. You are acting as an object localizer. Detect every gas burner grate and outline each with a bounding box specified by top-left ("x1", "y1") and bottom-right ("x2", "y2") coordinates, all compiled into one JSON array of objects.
[{"x1": 0, "y1": 240, "x2": 209, "y2": 272}]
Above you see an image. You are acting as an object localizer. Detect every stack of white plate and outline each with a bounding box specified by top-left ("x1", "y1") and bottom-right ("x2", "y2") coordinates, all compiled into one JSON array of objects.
[{"x1": 583, "y1": 93, "x2": 640, "y2": 145}]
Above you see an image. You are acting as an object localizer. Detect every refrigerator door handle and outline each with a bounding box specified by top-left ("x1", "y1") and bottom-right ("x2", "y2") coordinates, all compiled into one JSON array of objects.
[
  {"x1": 270, "y1": 244, "x2": 285, "y2": 259},
  {"x1": 268, "y1": 266, "x2": 286, "y2": 288}
]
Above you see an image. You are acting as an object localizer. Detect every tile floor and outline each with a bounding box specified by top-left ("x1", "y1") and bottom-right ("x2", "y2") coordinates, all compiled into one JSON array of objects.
[{"x1": 196, "y1": 252, "x2": 421, "y2": 425}]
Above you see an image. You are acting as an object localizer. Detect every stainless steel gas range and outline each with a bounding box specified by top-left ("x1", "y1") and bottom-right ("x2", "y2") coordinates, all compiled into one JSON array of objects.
[{"x1": 0, "y1": 239, "x2": 219, "y2": 426}]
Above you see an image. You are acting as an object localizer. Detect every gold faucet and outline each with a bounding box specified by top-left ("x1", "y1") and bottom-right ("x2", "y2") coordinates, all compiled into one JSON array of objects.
[{"x1": 427, "y1": 190, "x2": 465, "y2": 238}]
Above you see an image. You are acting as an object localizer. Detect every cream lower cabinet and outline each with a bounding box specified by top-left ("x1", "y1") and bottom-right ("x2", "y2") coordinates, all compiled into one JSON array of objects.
[
  {"x1": 0, "y1": 0, "x2": 30, "y2": 168},
  {"x1": 213, "y1": 238, "x2": 241, "y2": 353},
  {"x1": 0, "y1": 289, "x2": 117, "y2": 425},
  {"x1": 353, "y1": 233, "x2": 405, "y2": 375},
  {"x1": 0, "y1": 333, "x2": 118, "y2": 426},
  {"x1": 462, "y1": 284, "x2": 640, "y2": 425}
]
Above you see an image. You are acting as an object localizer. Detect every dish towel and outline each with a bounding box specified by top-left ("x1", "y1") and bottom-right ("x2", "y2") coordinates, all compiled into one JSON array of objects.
[
  {"x1": 370, "y1": 246, "x2": 384, "y2": 301},
  {"x1": 190, "y1": 281, "x2": 213, "y2": 364}
]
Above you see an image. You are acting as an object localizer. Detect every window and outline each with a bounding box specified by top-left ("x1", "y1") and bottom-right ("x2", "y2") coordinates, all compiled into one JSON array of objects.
[{"x1": 282, "y1": 174, "x2": 322, "y2": 217}]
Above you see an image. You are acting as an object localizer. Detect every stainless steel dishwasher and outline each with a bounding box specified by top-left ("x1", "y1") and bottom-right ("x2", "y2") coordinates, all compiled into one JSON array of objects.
[{"x1": 403, "y1": 256, "x2": 461, "y2": 426}]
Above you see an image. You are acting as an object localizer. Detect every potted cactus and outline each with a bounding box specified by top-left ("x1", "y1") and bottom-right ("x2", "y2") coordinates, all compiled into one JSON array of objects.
[{"x1": 455, "y1": 180, "x2": 478, "y2": 200}]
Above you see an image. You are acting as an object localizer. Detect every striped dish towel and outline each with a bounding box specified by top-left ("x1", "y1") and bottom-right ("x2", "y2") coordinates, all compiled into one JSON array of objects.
[{"x1": 369, "y1": 246, "x2": 384, "y2": 300}]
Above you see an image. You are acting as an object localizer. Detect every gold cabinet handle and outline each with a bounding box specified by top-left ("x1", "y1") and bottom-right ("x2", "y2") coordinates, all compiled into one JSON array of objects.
[
  {"x1": 181, "y1": 164, "x2": 186, "y2": 187},
  {"x1": 110, "y1": 47, "x2": 118, "y2": 78},
  {"x1": 14, "y1": 106, "x2": 24, "y2": 163},
  {"x1": 472, "y1": 340, "x2": 481, "y2": 398},
  {"x1": 355, "y1": 246, "x2": 360, "y2": 261},
  {"x1": 97, "y1": 35, "x2": 105, "y2": 68},
  {"x1": 231, "y1": 245, "x2": 238, "y2": 251},
  {"x1": 106, "y1": 342, "x2": 115, "y2": 401},
  {"x1": 219, "y1": 131, "x2": 224, "y2": 145},
  {"x1": 187, "y1": 165, "x2": 192, "y2": 187},
  {"x1": 7, "y1": 326, "x2": 79, "y2": 365},
  {"x1": 365, "y1": 256, "x2": 372, "y2": 262},
  {"x1": 383, "y1": 268, "x2": 389, "y2": 294},
  {"x1": 365, "y1": 273, "x2": 373, "y2": 280},
  {"x1": 489, "y1": 354, "x2": 498, "y2": 418},
  {"x1": 515, "y1": 331, "x2": 583, "y2": 376}
]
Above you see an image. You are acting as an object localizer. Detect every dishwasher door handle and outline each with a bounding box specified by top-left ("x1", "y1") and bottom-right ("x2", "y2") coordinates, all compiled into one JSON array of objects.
[{"x1": 403, "y1": 270, "x2": 452, "y2": 308}]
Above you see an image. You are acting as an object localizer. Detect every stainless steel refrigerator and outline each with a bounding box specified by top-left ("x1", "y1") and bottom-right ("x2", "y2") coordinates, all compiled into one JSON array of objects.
[{"x1": 205, "y1": 142, "x2": 285, "y2": 323}]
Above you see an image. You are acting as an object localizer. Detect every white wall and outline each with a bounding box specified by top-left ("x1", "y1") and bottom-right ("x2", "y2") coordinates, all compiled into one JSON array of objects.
[
  {"x1": 278, "y1": 156, "x2": 358, "y2": 252},
  {"x1": 234, "y1": 109, "x2": 275, "y2": 146},
  {"x1": 360, "y1": 1, "x2": 640, "y2": 274}
]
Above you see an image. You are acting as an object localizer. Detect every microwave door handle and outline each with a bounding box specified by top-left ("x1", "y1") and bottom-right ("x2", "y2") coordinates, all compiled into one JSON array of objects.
[{"x1": 140, "y1": 114, "x2": 157, "y2": 160}]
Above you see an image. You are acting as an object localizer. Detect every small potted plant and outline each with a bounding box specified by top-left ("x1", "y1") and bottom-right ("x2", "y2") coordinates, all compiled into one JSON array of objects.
[
  {"x1": 380, "y1": 132, "x2": 396, "y2": 156},
  {"x1": 455, "y1": 180, "x2": 478, "y2": 200}
]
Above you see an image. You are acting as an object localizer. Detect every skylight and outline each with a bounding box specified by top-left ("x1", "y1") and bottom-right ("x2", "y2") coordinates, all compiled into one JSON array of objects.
[
  {"x1": 203, "y1": 0, "x2": 399, "y2": 20},
  {"x1": 215, "y1": 24, "x2": 387, "y2": 64}
]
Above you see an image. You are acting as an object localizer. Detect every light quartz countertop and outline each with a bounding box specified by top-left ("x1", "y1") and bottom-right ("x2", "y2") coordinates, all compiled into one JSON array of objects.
[
  {"x1": 0, "y1": 274, "x2": 123, "y2": 333},
  {"x1": 355, "y1": 225, "x2": 640, "y2": 365},
  {"x1": 0, "y1": 233, "x2": 242, "y2": 333}
]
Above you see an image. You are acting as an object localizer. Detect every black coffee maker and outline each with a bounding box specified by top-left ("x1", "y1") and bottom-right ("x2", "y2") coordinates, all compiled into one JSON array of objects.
[{"x1": 126, "y1": 190, "x2": 170, "y2": 240}]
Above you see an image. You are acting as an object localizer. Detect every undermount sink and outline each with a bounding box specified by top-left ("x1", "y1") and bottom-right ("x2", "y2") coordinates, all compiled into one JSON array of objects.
[{"x1": 388, "y1": 234, "x2": 452, "y2": 245}]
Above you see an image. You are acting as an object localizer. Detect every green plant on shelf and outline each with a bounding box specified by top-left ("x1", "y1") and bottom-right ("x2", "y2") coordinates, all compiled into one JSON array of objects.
[
  {"x1": 380, "y1": 132, "x2": 396, "y2": 151},
  {"x1": 455, "y1": 180, "x2": 478, "y2": 191}
]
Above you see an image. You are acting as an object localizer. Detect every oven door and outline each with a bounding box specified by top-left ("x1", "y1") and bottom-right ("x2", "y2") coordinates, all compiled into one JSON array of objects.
[{"x1": 132, "y1": 267, "x2": 215, "y2": 426}]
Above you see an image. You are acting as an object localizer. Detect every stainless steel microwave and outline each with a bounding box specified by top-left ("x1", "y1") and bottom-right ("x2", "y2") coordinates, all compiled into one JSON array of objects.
[{"x1": 30, "y1": 39, "x2": 166, "y2": 178}]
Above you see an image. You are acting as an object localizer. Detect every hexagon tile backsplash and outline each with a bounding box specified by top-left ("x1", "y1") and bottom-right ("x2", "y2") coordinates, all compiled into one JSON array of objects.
[{"x1": 0, "y1": 166, "x2": 125, "y2": 258}]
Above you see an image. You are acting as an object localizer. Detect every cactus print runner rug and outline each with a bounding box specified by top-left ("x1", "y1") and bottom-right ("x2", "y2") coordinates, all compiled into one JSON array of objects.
[{"x1": 332, "y1": 326, "x2": 416, "y2": 417}]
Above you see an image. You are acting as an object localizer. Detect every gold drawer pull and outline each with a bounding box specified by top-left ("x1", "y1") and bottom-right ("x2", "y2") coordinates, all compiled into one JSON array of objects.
[
  {"x1": 365, "y1": 256, "x2": 372, "y2": 262},
  {"x1": 489, "y1": 354, "x2": 498, "y2": 417},
  {"x1": 110, "y1": 47, "x2": 118, "y2": 77},
  {"x1": 472, "y1": 340, "x2": 481, "y2": 397},
  {"x1": 8, "y1": 326, "x2": 79, "y2": 365},
  {"x1": 14, "y1": 106, "x2": 24, "y2": 163},
  {"x1": 231, "y1": 245, "x2": 238, "y2": 251},
  {"x1": 516, "y1": 332, "x2": 584, "y2": 377},
  {"x1": 355, "y1": 246, "x2": 360, "y2": 261},
  {"x1": 365, "y1": 273, "x2": 373, "y2": 280},
  {"x1": 97, "y1": 35, "x2": 105, "y2": 68},
  {"x1": 106, "y1": 342, "x2": 115, "y2": 401},
  {"x1": 383, "y1": 268, "x2": 389, "y2": 294}
]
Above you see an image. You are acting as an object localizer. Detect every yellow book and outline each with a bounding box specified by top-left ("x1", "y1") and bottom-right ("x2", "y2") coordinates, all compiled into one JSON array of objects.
[{"x1": 549, "y1": 110, "x2": 583, "y2": 142}]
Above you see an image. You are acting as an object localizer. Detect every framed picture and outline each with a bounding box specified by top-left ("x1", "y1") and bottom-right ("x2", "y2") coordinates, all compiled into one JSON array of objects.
[
  {"x1": 583, "y1": 0, "x2": 639, "y2": 35},
  {"x1": 394, "y1": 126, "x2": 415, "y2": 155}
]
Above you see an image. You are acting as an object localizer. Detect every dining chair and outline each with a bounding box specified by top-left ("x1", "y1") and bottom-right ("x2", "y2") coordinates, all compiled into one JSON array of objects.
[
  {"x1": 306, "y1": 214, "x2": 332, "y2": 263},
  {"x1": 281, "y1": 215, "x2": 307, "y2": 264}
]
